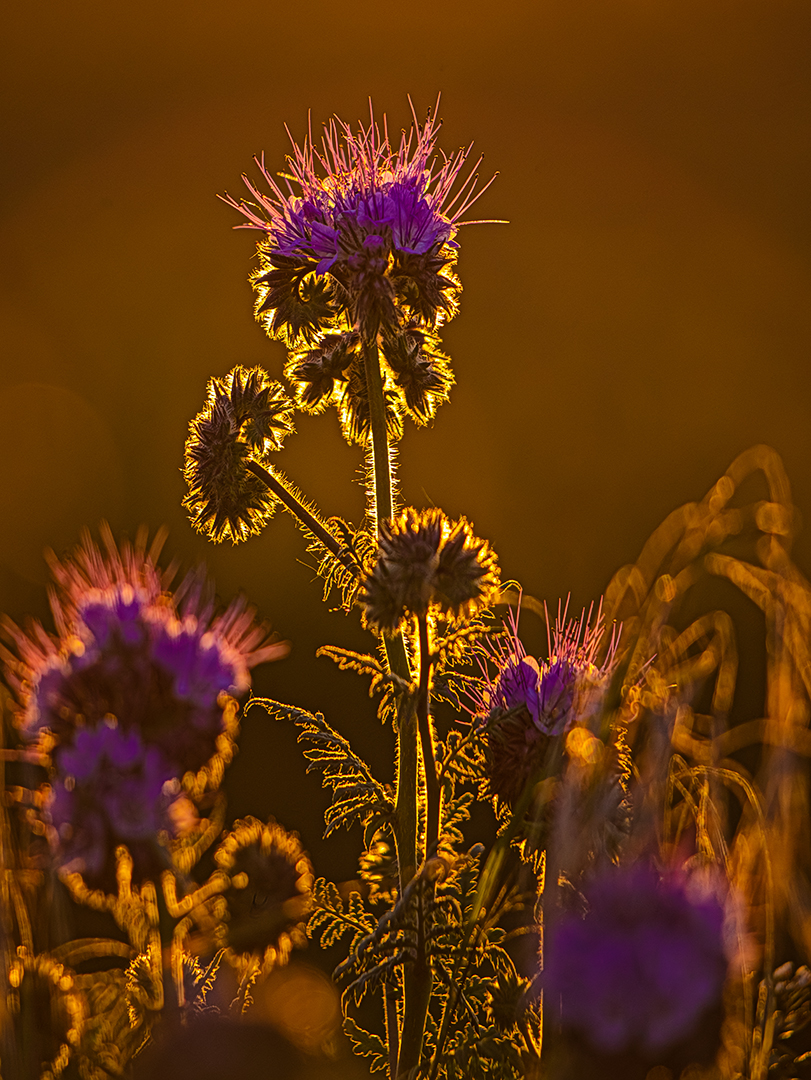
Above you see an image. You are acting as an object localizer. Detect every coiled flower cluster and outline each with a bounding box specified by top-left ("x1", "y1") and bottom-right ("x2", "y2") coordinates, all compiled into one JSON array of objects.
[
  {"x1": 1, "y1": 527, "x2": 285, "y2": 886},
  {"x1": 214, "y1": 816, "x2": 313, "y2": 971},
  {"x1": 184, "y1": 366, "x2": 295, "y2": 544},
  {"x1": 360, "y1": 506, "x2": 501, "y2": 633},
  {"x1": 222, "y1": 99, "x2": 496, "y2": 444}
]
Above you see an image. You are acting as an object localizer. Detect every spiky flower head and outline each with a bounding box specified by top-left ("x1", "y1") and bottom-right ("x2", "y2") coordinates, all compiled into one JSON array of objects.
[
  {"x1": 183, "y1": 366, "x2": 295, "y2": 543},
  {"x1": 473, "y1": 600, "x2": 620, "y2": 807},
  {"x1": 360, "y1": 507, "x2": 501, "y2": 633},
  {"x1": 214, "y1": 816, "x2": 313, "y2": 968},
  {"x1": 221, "y1": 98, "x2": 497, "y2": 442},
  {"x1": 544, "y1": 863, "x2": 729, "y2": 1061},
  {"x1": 1, "y1": 527, "x2": 285, "y2": 882}
]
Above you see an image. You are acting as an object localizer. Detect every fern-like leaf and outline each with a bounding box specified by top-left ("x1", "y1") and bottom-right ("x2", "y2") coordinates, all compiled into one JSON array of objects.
[
  {"x1": 250, "y1": 699, "x2": 393, "y2": 837},
  {"x1": 440, "y1": 791, "x2": 474, "y2": 849},
  {"x1": 437, "y1": 726, "x2": 489, "y2": 792},
  {"x1": 308, "y1": 878, "x2": 378, "y2": 952},
  {"x1": 343, "y1": 1015, "x2": 390, "y2": 1074},
  {"x1": 306, "y1": 517, "x2": 376, "y2": 610},
  {"x1": 317, "y1": 644, "x2": 413, "y2": 724}
]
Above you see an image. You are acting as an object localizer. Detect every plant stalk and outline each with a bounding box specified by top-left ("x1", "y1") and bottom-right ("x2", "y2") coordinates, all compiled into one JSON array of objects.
[
  {"x1": 361, "y1": 339, "x2": 418, "y2": 888},
  {"x1": 362, "y1": 338, "x2": 425, "y2": 1079},
  {"x1": 363, "y1": 339, "x2": 394, "y2": 525},
  {"x1": 417, "y1": 613, "x2": 440, "y2": 857},
  {"x1": 245, "y1": 460, "x2": 359, "y2": 575}
]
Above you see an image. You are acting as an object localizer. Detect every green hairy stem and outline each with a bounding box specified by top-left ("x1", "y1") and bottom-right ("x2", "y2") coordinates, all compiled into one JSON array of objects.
[{"x1": 362, "y1": 338, "x2": 431, "y2": 1078}]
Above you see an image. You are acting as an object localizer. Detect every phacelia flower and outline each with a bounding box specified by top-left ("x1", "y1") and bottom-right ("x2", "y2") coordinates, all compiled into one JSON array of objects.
[
  {"x1": 184, "y1": 366, "x2": 295, "y2": 544},
  {"x1": 360, "y1": 507, "x2": 501, "y2": 633},
  {"x1": 475, "y1": 600, "x2": 620, "y2": 806},
  {"x1": 214, "y1": 816, "x2": 313, "y2": 969},
  {"x1": 1, "y1": 527, "x2": 285, "y2": 882},
  {"x1": 47, "y1": 722, "x2": 181, "y2": 886},
  {"x1": 544, "y1": 863, "x2": 729, "y2": 1061},
  {"x1": 221, "y1": 98, "x2": 498, "y2": 441}
]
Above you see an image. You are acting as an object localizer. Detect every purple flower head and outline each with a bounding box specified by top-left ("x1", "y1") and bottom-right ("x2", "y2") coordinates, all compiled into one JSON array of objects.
[
  {"x1": 47, "y1": 721, "x2": 181, "y2": 887},
  {"x1": 223, "y1": 95, "x2": 491, "y2": 282},
  {"x1": 2, "y1": 526, "x2": 286, "y2": 777},
  {"x1": 544, "y1": 863, "x2": 729, "y2": 1058},
  {"x1": 472, "y1": 598, "x2": 621, "y2": 806},
  {"x1": 220, "y1": 97, "x2": 499, "y2": 441}
]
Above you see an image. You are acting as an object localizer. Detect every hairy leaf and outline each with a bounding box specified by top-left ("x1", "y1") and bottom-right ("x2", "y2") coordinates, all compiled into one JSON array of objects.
[{"x1": 317, "y1": 644, "x2": 413, "y2": 724}]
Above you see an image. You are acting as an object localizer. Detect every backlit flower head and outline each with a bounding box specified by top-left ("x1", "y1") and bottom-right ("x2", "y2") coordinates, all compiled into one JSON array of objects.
[
  {"x1": 360, "y1": 507, "x2": 501, "y2": 633},
  {"x1": 2, "y1": 526, "x2": 285, "y2": 780},
  {"x1": 473, "y1": 599, "x2": 621, "y2": 807},
  {"x1": 214, "y1": 816, "x2": 313, "y2": 969},
  {"x1": 544, "y1": 862, "x2": 729, "y2": 1060},
  {"x1": 183, "y1": 366, "x2": 295, "y2": 543},
  {"x1": 221, "y1": 97, "x2": 498, "y2": 442}
]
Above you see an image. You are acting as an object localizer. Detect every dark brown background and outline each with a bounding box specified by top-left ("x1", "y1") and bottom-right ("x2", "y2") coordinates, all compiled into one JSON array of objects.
[{"x1": 2, "y1": 0, "x2": 810, "y2": 877}]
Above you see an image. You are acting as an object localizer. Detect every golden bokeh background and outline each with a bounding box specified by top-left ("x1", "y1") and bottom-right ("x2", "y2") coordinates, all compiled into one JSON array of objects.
[{"x1": 2, "y1": 0, "x2": 810, "y2": 876}]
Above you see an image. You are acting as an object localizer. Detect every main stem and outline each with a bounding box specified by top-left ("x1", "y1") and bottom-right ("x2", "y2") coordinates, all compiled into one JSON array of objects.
[
  {"x1": 416, "y1": 613, "x2": 440, "y2": 857},
  {"x1": 362, "y1": 339, "x2": 418, "y2": 888},
  {"x1": 397, "y1": 614, "x2": 440, "y2": 1080},
  {"x1": 362, "y1": 339, "x2": 424, "y2": 1079},
  {"x1": 363, "y1": 339, "x2": 394, "y2": 527}
]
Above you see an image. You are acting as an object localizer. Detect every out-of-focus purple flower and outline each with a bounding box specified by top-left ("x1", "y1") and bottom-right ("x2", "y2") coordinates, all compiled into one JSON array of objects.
[
  {"x1": 47, "y1": 722, "x2": 179, "y2": 886},
  {"x1": 2, "y1": 526, "x2": 286, "y2": 776},
  {"x1": 472, "y1": 599, "x2": 620, "y2": 806},
  {"x1": 544, "y1": 863, "x2": 729, "y2": 1058}
]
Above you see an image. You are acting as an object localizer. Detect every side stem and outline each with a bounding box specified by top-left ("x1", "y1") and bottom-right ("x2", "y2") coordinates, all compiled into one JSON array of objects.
[
  {"x1": 416, "y1": 613, "x2": 440, "y2": 856},
  {"x1": 245, "y1": 461, "x2": 359, "y2": 575}
]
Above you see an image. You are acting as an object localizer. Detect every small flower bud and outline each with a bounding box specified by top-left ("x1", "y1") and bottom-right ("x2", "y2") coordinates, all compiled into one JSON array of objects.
[
  {"x1": 183, "y1": 366, "x2": 295, "y2": 544},
  {"x1": 215, "y1": 816, "x2": 313, "y2": 968},
  {"x1": 360, "y1": 507, "x2": 501, "y2": 633}
]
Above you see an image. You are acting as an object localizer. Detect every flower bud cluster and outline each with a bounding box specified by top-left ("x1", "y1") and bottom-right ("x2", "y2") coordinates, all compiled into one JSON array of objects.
[
  {"x1": 214, "y1": 816, "x2": 313, "y2": 970},
  {"x1": 222, "y1": 100, "x2": 496, "y2": 444},
  {"x1": 183, "y1": 366, "x2": 295, "y2": 543},
  {"x1": 360, "y1": 507, "x2": 501, "y2": 633}
]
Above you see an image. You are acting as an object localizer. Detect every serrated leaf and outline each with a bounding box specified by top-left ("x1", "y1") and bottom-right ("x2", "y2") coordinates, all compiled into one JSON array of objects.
[
  {"x1": 308, "y1": 878, "x2": 378, "y2": 953},
  {"x1": 317, "y1": 644, "x2": 413, "y2": 724},
  {"x1": 343, "y1": 1016, "x2": 390, "y2": 1074},
  {"x1": 441, "y1": 791, "x2": 474, "y2": 847},
  {"x1": 437, "y1": 727, "x2": 488, "y2": 791}
]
